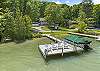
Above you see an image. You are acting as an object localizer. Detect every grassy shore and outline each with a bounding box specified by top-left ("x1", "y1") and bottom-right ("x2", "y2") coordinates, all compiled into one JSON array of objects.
[
  {"x1": 41, "y1": 26, "x2": 100, "y2": 35},
  {"x1": 41, "y1": 31, "x2": 68, "y2": 40}
]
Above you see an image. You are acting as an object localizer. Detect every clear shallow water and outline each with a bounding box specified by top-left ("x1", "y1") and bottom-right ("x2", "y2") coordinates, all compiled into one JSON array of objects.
[{"x1": 0, "y1": 38, "x2": 100, "y2": 71}]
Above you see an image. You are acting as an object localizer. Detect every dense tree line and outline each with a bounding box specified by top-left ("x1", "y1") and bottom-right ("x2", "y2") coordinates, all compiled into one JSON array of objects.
[
  {"x1": 44, "y1": 0, "x2": 100, "y2": 29},
  {"x1": 41, "y1": 0, "x2": 99, "y2": 29},
  {"x1": 0, "y1": 0, "x2": 100, "y2": 42},
  {"x1": 0, "y1": 0, "x2": 37, "y2": 42}
]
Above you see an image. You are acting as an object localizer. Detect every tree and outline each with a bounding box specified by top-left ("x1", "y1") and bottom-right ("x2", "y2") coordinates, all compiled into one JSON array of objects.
[
  {"x1": 27, "y1": 1, "x2": 41, "y2": 22},
  {"x1": 75, "y1": 0, "x2": 94, "y2": 30},
  {"x1": 0, "y1": 0, "x2": 33, "y2": 42},
  {"x1": 62, "y1": 5, "x2": 72, "y2": 20},
  {"x1": 14, "y1": 10, "x2": 32, "y2": 41},
  {"x1": 76, "y1": 4, "x2": 88, "y2": 33},
  {"x1": 0, "y1": 16, "x2": 5, "y2": 42},
  {"x1": 44, "y1": 3, "x2": 64, "y2": 27},
  {"x1": 71, "y1": 5, "x2": 80, "y2": 20},
  {"x1": 76, "y1": 11, "x2": 88, "y2": 33},
  {"x1": 81, "y1": 0, "x2": 93, "y2": 18},
  {"x1": 40, "y1": 1, "x2": 48, "y2": 18},
  {"x1": 77, "y1": 8, "x2": 86, "y2": 22},
  {"x1": 93, "y1": 4, "x2": 100, "y2": 28},
  {"x1": 0, "y1": 9, "x2": 15, "y2": 42},
  {"x1": 23, "y1": 15, "x2": 32, "y2": 39},
  {"x1": 60, "y1": 4, "x2": 72, "y2": 27}
]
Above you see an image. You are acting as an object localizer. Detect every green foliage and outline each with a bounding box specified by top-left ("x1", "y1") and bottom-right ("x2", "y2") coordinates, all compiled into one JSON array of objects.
[
  {"x1": 81, "y1": 0, "x2": 93, "y2": 18},
  {"x1": 13, "y1": 11, "x2": 32, "y2": 41},
  {"x1": 41, "y1": 26, "x2": 51, "y2": 31},
  {"x1": 77, "y1": 10, "x2": 86, "y2": 22},
  {"x1": 71, "y1": 5, "x2": 80, "y2": 20},
  {"x1": 27, "y1": 1, "x2": 41, "y2": 22},
  {"x1": 44, "y1": 3, "x2": 64, "y2": 26},
  {"x1": 0, "y1": 9, "x2": 15, "y2": 42},
  {"x1": 23, "y1": 15, "x2": 32, "y2": 39},
  {"x1": 93, "y1": 4, "x2": 100, "y2": 27},
  {"x1": 62, "y1": 5, "x2": 71, "y2": 20},
  {"x1": 0, "y1": 0, "x2": 33, "y2": 42},
  {"x1": 33, "y1": 33, "x2": 42, "y2": 38},
  {"x1": 77, "y1": 22, "x2": 88, "y2": 33},
  {"x1": 0, "y1": 0, "x2": 100, "y2": 43},
  {"x1": 40, "y1": 2, "x2": 48, "y2": 18},
  {"x1": 14, "y1": 11, "x2": 25, "y2": 41}
]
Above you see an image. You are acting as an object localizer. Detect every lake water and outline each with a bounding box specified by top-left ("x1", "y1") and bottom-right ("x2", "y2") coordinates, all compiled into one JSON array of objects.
[
  {"x1": 0, "y1": 38, "x2": 100, "y2": 71},
  {"x1": 39, "y1": 39, "x2": 100, "y2": 71}
]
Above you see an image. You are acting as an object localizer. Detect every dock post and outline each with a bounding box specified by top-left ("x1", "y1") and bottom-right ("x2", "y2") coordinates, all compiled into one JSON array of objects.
[
  {"x1": 44, "y1": 49, "x2": 48, "y2": 59},
  {"x1": 61, "y1": 42, "x2": 64, "y2": 56},
  {"x1": 62, "y1": 48, "x2": 63, "y2": 56}
]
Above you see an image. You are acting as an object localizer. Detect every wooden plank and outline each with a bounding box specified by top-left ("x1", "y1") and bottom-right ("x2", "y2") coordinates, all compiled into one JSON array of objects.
[
  {"x1": 42, "y1": 34, "x2": 62, "y2": 42},
  {"x1": 96, "y1": 36, "x2": 100, "y2": 41}
]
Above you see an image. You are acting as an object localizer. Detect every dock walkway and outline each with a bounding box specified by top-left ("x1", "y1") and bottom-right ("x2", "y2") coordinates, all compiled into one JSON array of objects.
[{"x1": 42, "y1": 34, "x2": 62, "y2": 42}]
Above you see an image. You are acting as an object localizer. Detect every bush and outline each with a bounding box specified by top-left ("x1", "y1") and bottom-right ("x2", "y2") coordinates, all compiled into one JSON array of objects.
[
  {"x1": 33, "y1": 33, "x2": 42, "y2": 38},
  {"x1": 77, "y1": 22, "x2": 88, "y2": 33}
]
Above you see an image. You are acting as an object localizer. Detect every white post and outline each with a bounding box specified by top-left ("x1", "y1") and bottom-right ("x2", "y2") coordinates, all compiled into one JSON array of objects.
[
  {"x1": 62, "y1": 48, "x2": 63, "y2": 56},
  {"x1": 62, "y1": 42, "x2": 64, "y2": 56}
]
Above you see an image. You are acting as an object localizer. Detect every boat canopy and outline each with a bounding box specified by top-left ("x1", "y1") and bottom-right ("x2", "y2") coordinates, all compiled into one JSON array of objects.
[{"x1": 64, "y1": 35, "x2": 92, "y2": 44}]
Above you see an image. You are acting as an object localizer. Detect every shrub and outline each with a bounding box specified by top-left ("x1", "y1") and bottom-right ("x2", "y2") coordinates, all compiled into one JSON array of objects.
[
  {"x1": 77, "y1": 22, "x2": 88, "y2": 33},
  {"x1": 33, "y1": 33, "x2": 42, "y2": 38}
]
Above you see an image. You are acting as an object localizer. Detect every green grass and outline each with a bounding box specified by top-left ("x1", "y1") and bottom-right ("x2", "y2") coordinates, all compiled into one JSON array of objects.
[
  {"x1": 83, "y1": 29, "x2": 100, "y2": 35},
  {"x1": 41, "y1": 31, "x2": 68, "y2": 40},
  {"x1": 41, "y1": 26, "x2": 51, "y2": 31},
  {"x1": 59, "y1": 27, "x2": 78, "y2": 32},
  {"x1": 0, "y1": 37, "x2": 54, "y2": 71},
  {"x1": 93, "y1": 29, "x2": 100, "y2": 34},
  {"x1": 41, "y1": 26, "x2": 74, "y2": 32},
  {"x1": 59, "y1": 27, "x2": 100, "y2": 36},
  {"x1": 59, "y1": 27, "x2": 69, "y2": 31},
  {"x1": 50, "y1": 32, "x2": 68, "y2": 40},
  {"x1": 36, "y1": 26, "x2": 100, "y2": 39}
]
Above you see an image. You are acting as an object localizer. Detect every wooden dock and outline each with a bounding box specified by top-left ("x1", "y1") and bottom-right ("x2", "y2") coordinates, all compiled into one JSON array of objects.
[
  {"x1": 42, "y1": 34, "x2": 62, "y2": 42},
  {"x1": 96, "y1": 36, "x2": 100, "y2": 41},
  {"x1": 39, "y1": 33, "x2": 93, "y2": 59},
  {"x1": 39, "y1": 42, "x2": 83, "y2": 59}
]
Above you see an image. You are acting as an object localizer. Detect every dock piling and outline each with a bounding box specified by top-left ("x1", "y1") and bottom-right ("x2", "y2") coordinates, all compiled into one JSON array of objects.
[{"x1": 62, "y1": 48, "x2": 64, "y2": 56}]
